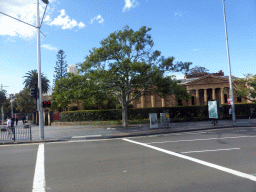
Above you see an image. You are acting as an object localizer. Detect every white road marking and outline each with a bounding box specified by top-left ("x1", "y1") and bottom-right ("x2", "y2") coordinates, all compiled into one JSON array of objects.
[
  {"x1": 183, "y1": 132, "x2": 201, "y2": 135},
  {"x1": 171, "y1": 133, "x2": 182, "y2": 135},
  {"x1": 193, "y1": 131, "x2": 209, "y2": 134},
  {"x1": 146, "y1": 135, "x2": 256, "y2": 144},
  {"x1": 181, "y1": 148, "x2": 240, "y2": 154},
  {"x1": 72, "y1": 135, "x2": 102, "y2": 139},
  {"x1": 32, "y1": 143, "x2": 45, "y2": 192},
  {"x1": 123, "y1": 138, "x2": 256, "y2": 182}
]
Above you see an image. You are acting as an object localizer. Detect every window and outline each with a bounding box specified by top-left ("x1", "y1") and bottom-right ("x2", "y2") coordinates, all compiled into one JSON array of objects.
[
  {"x1": 191, "y1": 96, "x2": 195, "y2": 105},
  {"x1": 224, "y1": 94, "x2": 227, "y2": 103},
  {"x1": 178, "y1": 99, "x2": 183, "y2": 106}
]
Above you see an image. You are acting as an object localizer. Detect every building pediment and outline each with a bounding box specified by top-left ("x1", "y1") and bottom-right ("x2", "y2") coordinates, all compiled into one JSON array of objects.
[{"x1": 185, "y1": 75, "x2": 229, "y2": 86}]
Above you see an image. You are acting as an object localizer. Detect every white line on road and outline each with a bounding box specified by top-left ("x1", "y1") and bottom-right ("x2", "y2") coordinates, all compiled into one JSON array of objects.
[
  {"x1": 123, "y1": 138, "x2": 256, "y2": 182},
  {"x1": 72, "y1": 135, "x2": 102, "y2": 139},
  {"x1": 171, "y1": 133, "x2": 182, "y2": 135},
  {"x1": 181, "y1": 148, "x2": 240, "y2": 154},
  {"x1": 32, "y1": 143, "x2": 45, "y2": 192},
  {"x1": 146, "y1": 135, "x2": 256, "y2": 144},
  {"x1": 183, "y1": 132, "x2": 202, "y2": 135}
]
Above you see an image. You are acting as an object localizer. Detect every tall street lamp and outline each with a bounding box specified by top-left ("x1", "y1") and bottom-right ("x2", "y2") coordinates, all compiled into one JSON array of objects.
[
  {"x1": 222, "y1": 0, "x2": 236, "y2": 125},
  {"x1": 37, "y1": 0, "x2": 49, "y2": 140},
  {"x1": 0, "y1": 0, "x2": 49, "y2": 137}
]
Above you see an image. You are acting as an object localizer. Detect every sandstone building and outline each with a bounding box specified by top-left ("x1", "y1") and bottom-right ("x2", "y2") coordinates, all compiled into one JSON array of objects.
[{"x1": 131, "y1": 70, "x2": 248, "y2": 108}]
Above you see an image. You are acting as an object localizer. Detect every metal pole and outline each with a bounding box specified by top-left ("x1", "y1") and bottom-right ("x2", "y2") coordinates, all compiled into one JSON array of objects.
[
  {"x1": 1, "y1": 106, "x2": 3, "y2": 125},
  {"x1": 11, "y1": 95, "x2": 13, "y2": 117},
  {"x1": 1, "y1": 85, "x2": 3, "y2": 125},
  {"x1": 1, "y1": 84, "x2": 8, "y2": 125},
  {"x1": 222, "y1": 0, "x2": 236, "y2": 125},
  {"x1": 37, "y1": 0, "x2": 44, "y2": 139}
]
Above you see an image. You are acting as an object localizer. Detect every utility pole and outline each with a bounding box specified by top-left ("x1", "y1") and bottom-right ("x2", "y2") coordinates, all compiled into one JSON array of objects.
[
  {"x1": 1, "y1": 84, "x2": 8, "y2": 125},
  {"x1": 10, "y1": 94, "x2": 16, "y2": 118},
  {"x1": 222, "y1": 0, "x2": 236, "y2": 125},
  {"x1": 0, "y1": 0, "x2": 49, "y2": 136}
]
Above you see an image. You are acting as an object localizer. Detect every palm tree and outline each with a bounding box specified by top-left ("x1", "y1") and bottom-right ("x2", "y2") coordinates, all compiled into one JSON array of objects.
[{"x1": 23, "y1": 70, "x2": 50, "y2": 94}]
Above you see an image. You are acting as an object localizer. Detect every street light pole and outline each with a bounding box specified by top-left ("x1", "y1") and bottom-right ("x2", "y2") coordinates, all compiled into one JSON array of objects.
[
  {"x1": 222, "y1": 0, "x2": 236, "y2": 125},
  {"x1": 1, "y1": 84, "x2": 8, "y2": 125},
  {"x1": 0, "y1": 1, "x2": 48, "y2": 131},
  {"x1": 37, "y1": 0, "x2": 44, "y2": 140},
  {"x1": 11, "y1": 94, "x2": 14, "y2": 118}
]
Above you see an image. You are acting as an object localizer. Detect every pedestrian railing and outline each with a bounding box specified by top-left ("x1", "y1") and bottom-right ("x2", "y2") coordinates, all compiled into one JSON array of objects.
[{"x1": 0, "y1": 125, "x2": 32, "y2": 142}]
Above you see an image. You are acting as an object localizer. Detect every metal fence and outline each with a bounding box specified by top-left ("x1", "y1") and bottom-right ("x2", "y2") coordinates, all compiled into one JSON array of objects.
[{"x1": 1, "y1": 125, "x2": 32, "y2": 142}]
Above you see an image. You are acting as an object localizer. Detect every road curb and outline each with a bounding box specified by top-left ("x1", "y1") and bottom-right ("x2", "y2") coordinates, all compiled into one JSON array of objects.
[{"x1": 2, "y1": 124, "x2": 256, "y2": 145}]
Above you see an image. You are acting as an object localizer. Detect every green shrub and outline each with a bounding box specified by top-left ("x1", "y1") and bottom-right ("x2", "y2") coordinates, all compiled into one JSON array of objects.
[
  {"x1": 59, "y1": 103, "x2": 256, "y2": 122},
  {"x1": 116, "y1": 103, "x2": 133, "y2": 109},
  {"x1": 69, "y1": 106, "x2": 78, "y2": 111},
  {"x1": 60, "y1": 109, "x2": 122, "y2": 122}
]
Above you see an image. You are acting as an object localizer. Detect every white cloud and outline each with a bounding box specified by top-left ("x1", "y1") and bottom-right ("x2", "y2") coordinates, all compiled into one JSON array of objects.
[
  {"x1": 78, "y1": 22, "x2": 85, "y2": 28},
  {"x1": 48, "y1": 9, "x2": 86, "y2": 30},
  {"x1": 0, "y1": 2, "x2": 85, "y2": 38},
  {"x1": 89, "y1": 15, "x2": 104, "y2": 24},
  {"x1": 42, "y1": 44, "x2": 57, "y2": 51},
  {"x1": 0, "y1": 0, "x2": 56, "y2": 38},
  {"x1": 44, "y1": 15, "x2": 52, "y2": 22},
  {"x1": 123, "y1": 0, "x2": 139, "y2": 12}
]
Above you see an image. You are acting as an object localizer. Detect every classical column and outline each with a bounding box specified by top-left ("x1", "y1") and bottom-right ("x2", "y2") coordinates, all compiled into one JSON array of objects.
[
  {"x1": 212, "y1": 88, "x2": 216, "y2": 100},
  {"x1": 221, "y1": 88, "x2": 224, "y2": 104},
  {"x1": 141, "y1": 95, "x2": 145, "y2": 108},
  {"x1": 204, "y1": 89, "x2": 207, "y2": 104},
  {"x1": 195, "y1": 89, "x2": 199, "y2": 105},
  {"x1": 48, "y1": 111, "x2": 51, "y2": 126},
  {"x1": 131, "y1": 99, "x2": 136, "y2": 108},
  {"x1": 162, "y1": 98, "x2": 165, "y2": 107},
  {"x1": 151, "y1": 95, "x2": 155, "y2": 108}
]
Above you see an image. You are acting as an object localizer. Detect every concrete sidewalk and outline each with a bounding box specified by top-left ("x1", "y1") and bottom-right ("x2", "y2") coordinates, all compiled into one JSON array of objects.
[{"x1": 1, "y1": 118, "x2": 256, "y2": 144}]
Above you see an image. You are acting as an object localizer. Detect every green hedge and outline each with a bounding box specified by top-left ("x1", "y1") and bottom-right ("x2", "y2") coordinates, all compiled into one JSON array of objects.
[
  {"x1": 60, "y1": 109, "x2": 122, "y2": 122},
  {"x1": 219, "y1": 103, "x2": 256, "y2": 119},
  {"x1": 59, "y1": 105, "x2": 209, "y2": 122},
  {"x1": 59, "y1": 103, "x2": 256, "y2": 122},
  {"x1": 69, "y1": 106, "x2": 78, "y2": 111}
]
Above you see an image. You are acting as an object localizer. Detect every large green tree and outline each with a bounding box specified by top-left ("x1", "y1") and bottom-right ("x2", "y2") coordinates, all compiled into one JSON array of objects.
[
  {"x1": 0, "y1": 90, "x2": 7, "y2": 108},
  {"x1": 80, "y1": 26, "x2": 192, "y2": 127},
  {"x1": 23, "y1": 69, "x2": 50, "y2": 93},
  {"x1": 53, "y1": 50, "x2": 68, "y2": 86},
  {"x1": 187, "y1": 66, "x2": 209, "y2": 76},
  {"x1": 52, "y1": 73, "x2": 117, "y2": 110},
  {"x1": 16, "y1": 88, "x2": 36, "y2": 114},
  {"x1": 234, "y1": 74, "x2": 256, "y2": 102}
]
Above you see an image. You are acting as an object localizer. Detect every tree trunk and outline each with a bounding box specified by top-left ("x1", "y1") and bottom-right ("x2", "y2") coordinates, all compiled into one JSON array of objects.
[
  {"x1": 122, "y1": 104, "x2": 128, "y2": 128},
  {"x1": 122, "y1": 92, "x2": 128, "y2": 128}
]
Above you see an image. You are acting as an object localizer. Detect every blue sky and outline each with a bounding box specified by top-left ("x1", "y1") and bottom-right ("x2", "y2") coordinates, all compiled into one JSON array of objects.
[{"x1": 1, "y1": 0, "x2": 256, "y2": 95}]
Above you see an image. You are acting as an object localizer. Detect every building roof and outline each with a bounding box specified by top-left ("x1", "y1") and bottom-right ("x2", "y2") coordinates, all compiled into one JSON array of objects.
[{"x1": 178, "y1": 75, "x2": 241, "y2": 85}]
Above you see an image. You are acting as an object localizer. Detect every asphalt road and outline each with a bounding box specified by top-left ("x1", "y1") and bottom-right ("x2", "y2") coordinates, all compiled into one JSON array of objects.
[{"x1": 1, "y1": 127, "x2": 256, "y2": 192}]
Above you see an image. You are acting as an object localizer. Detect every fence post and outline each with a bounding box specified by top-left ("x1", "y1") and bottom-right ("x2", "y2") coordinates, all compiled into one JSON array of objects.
[
  {"x1": 13, "y1": 127, "x2": 15, "y2": 141},
  {"x1": 30, "y1": 125, "x2": 32, "y2": 141}
]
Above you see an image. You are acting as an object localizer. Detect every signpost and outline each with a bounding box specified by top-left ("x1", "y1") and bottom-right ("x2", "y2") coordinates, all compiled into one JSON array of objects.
[
  {"x1": 149, "y1": 113, "x2": 158, "y2": 129},
  {"x1": 208, "y1": 100, "x2": 219, "y2": 125},
  {"x1": 160, "y1": 113, "x2": 170, "y2": 128},
  {"x1": 227, "y1": 98, "x2": 233, "y2": 105}
]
